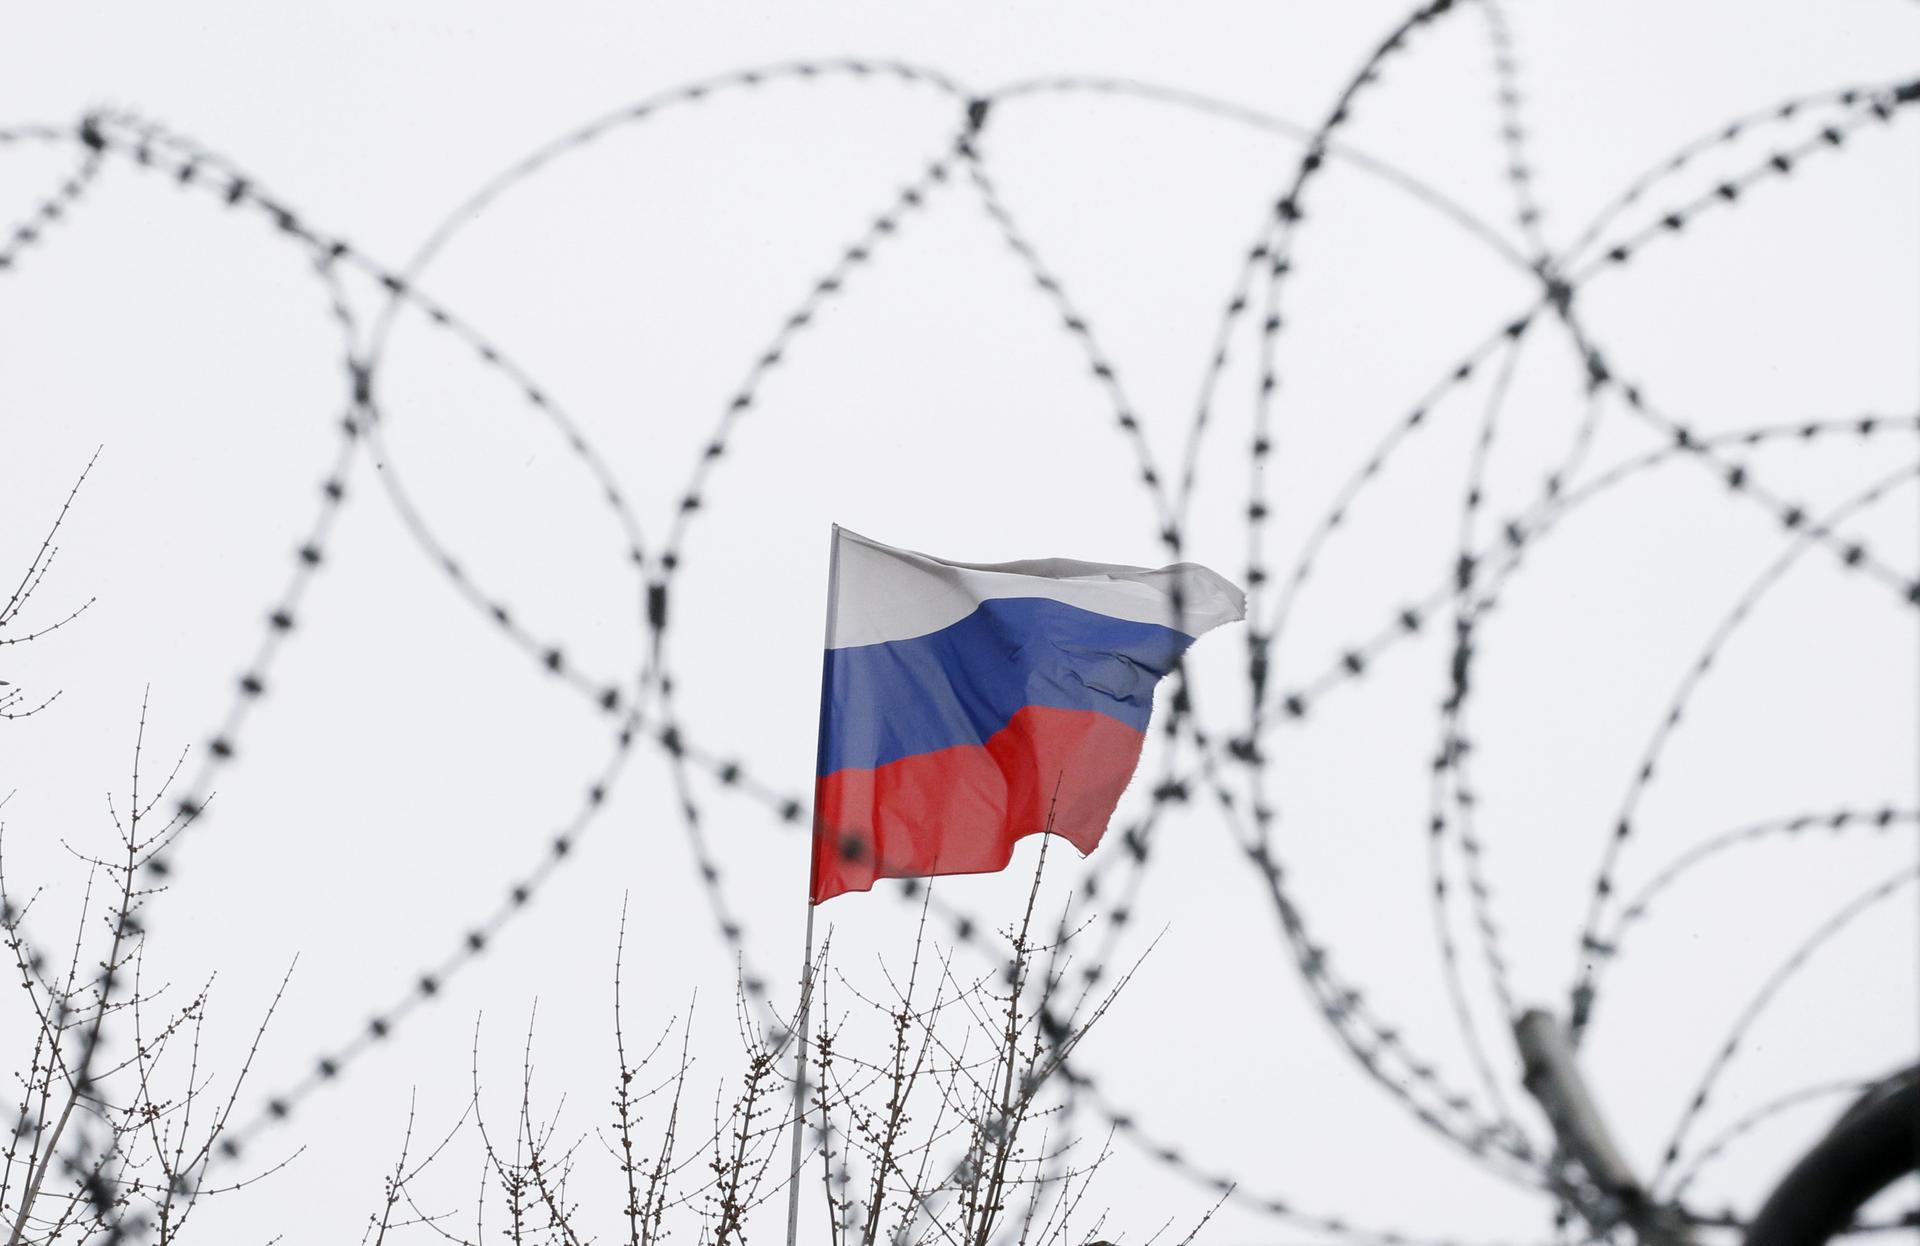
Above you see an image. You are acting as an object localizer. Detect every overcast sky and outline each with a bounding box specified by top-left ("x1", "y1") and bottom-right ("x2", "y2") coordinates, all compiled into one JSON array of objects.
[{"x1": 2, "y1": 2, "x2": 1917, "y2": 1242}]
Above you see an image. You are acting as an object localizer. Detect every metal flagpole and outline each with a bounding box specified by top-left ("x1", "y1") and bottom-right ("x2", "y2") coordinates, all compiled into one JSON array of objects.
[
  {"x1": 787, "y1": 524, "x2": 842, "y2": 1246},
  {"x1": 784, "y1": 902, "x2": 817, "y2": 1246}
]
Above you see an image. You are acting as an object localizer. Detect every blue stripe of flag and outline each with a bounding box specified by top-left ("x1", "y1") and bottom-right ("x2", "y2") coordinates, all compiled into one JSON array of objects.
[{"x1": 818, "y1": 596, "x2": 1194, "y2": 776}]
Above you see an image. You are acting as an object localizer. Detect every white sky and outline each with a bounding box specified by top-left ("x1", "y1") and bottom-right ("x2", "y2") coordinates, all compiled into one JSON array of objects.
[{"x1": 2, "y1": 2, "x2": 1917, "y2": 1242}]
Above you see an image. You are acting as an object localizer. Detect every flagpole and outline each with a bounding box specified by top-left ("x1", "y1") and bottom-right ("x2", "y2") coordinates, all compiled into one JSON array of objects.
[
  {"x1": 787, "y1": 524, "x2": 842, "y2": 1246},
  {"x1": 784, "y1": 901, "x2": 816, "y2": 1246}
]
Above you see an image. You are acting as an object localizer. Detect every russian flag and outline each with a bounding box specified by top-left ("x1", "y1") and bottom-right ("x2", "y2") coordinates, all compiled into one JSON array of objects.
[{"x1": 810, "y1": 527, "x2": 1245, "y2": 904}]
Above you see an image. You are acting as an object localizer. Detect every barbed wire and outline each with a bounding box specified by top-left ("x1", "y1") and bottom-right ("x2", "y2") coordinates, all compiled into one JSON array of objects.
[
  {"x1": 1663, "y1": 1078, "x2": 1876, "y2": 1212},
  {"x1": 0, "y1": 135, "x2": 100, "y2": 275},
  {"x1": 1652, "y1": 860, "x2": 1920, "y2": 1192},
  {"x1": 1605, "y1": 805, "x2": 1918, "y2": 960},
  {"x1": 0, "y1": 1, "x2": 1913, "y2": 1239}
]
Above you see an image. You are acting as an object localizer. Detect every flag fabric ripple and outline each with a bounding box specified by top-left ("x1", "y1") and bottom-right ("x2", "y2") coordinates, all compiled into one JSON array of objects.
[{"x1": 810, "y1": 526, "x2": 1245, "y2": 904}]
